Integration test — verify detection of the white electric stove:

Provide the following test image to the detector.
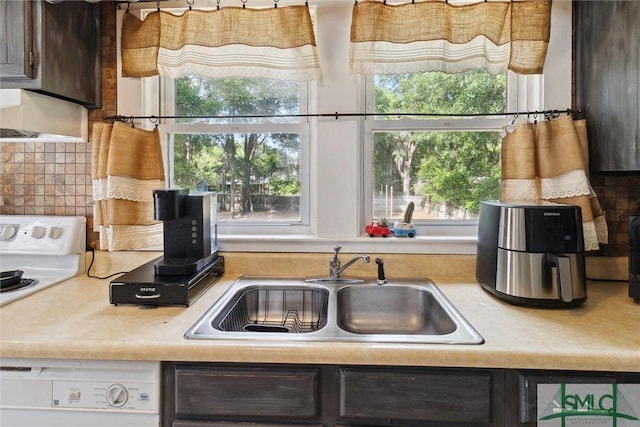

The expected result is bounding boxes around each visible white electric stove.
[0,215,86,307]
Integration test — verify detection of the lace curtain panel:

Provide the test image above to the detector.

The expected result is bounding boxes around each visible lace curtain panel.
[500,116,608,251]
[349,0,552,75]
[121,6,320,81]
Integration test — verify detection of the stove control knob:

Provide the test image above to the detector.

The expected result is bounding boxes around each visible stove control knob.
[31,226,47,239]
[106,383,129,408]
[1,225,17,240]
[48,226,63,240]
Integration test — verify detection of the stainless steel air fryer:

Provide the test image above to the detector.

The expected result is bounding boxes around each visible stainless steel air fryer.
[476,201,587,307]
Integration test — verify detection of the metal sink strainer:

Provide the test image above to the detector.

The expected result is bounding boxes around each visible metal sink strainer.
[216,287,329,333]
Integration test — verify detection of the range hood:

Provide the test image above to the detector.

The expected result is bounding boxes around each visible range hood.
[0,90,88,143]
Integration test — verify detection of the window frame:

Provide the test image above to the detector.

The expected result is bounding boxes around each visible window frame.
[158,78,314,236]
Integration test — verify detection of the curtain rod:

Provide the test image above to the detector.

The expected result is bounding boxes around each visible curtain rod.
[112,0,301,9]
[104,109,581,124]
[111,0,524,9]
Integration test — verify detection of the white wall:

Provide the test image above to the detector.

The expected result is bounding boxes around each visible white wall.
[315,3,362,238]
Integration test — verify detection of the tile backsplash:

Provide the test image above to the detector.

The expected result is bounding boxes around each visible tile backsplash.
[591,174,640,256]
[1,2,639,256]
[0,141,92,217]
[0,142,98,247]
[0,141,98,248]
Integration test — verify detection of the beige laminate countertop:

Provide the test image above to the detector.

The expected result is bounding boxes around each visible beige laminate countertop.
[1,251,638,372]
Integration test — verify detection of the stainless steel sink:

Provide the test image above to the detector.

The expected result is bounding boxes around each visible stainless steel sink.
[185,277,484,344]
[336,285,457,335]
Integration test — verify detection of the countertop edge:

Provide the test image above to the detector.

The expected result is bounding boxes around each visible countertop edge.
[2,340,639,373]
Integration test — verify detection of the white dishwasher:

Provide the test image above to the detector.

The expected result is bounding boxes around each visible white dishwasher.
[0,358,160,427]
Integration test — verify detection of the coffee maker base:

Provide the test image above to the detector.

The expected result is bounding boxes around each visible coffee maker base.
[109,255,224,306]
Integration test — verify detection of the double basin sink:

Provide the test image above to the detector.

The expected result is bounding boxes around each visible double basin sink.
[186,276,484,344]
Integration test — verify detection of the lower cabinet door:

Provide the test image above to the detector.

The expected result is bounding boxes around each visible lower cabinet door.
[339,367,497,425]
[164,363,507,426]
[174,366,320,419]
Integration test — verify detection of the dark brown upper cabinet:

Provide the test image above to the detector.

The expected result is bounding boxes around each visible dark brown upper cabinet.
[575,1,640,173]
[0,0,101,109]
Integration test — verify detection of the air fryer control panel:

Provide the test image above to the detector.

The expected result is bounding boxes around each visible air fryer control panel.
[498,204,584,253]
[524,207,583,253]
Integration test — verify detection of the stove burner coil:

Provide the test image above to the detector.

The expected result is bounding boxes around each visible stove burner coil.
[0,270,37,292]
[0,278,37,292]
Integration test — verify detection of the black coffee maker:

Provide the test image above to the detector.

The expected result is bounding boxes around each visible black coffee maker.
[153,189,218,276]
[110,189,224,306]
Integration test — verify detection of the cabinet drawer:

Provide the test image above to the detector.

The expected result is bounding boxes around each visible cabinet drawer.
[175,366,319,419]
[340,368,493,423]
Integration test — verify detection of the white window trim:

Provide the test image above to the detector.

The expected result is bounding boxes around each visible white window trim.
[116,0,572,254]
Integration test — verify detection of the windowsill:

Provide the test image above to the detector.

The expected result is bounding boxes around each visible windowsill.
[217,234,477,254]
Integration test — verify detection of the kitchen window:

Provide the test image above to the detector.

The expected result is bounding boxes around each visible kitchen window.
[117,0,571,253]
[363,69,512,237]
[159,75,312,236]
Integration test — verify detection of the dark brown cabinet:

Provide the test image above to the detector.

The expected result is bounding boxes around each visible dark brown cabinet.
[339,368,498,425]
[174,366,320,420]
[0,0,32,81]
[163,363,640,427]
[163,363,505,427]
[575,1,640,172]
[0,0,101,108]
[164,363,326,426]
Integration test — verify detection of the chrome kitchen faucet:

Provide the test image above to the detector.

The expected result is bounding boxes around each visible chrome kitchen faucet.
[328,246,370,281]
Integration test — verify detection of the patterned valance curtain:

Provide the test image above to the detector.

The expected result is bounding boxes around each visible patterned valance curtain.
[349,0,552,75]
[122,5,320,81]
